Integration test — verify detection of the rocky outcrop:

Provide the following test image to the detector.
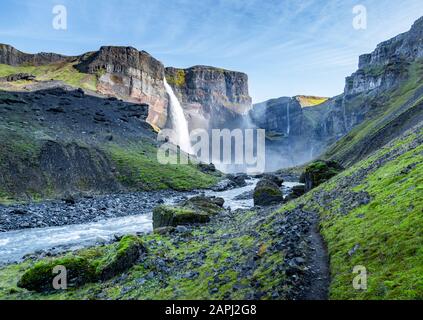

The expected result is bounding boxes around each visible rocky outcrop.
[0,43,71,66]
[76,46,168,128]
[250,17,423,169]
[153,196,224,229]
[0,73,36,82]
[165,66,252,131]
[299,160,343,191]
[345,17,423,96]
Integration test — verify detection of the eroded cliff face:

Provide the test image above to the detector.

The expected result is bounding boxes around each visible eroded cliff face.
[249,16,423,169]
[0,44,253,132]
[165,66,252,131]
[75,46,169,129]
[0,44,72,66]
[345,17,423,96]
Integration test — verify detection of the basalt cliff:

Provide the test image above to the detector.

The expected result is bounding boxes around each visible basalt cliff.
[0,44,252,132]
[249,16,423,169]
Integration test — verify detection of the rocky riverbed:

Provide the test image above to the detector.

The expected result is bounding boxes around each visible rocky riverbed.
[0,190,191,232]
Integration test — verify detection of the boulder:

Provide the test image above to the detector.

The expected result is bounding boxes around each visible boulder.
[97,235,145,280]
[227,174,248,187]
[17,235,144,292]
[182,196,225,214]
[198,163,216,174]
[153,205,210,229]
[285,185,306,201]
[152,196,224,229]
[299,160,343,191]
[211,179,236,192]
[253,178,284,206]
[262,174,284,187]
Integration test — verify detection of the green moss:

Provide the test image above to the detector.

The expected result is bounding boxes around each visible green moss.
[0,62,97,91]
[106,142,219,191]
[17,256,97,292]
[15,236,143,293]
[166,69,186,87]
[306,128,423,300]
[153,205,210,229]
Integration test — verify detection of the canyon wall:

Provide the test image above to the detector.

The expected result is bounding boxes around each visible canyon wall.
[249,16,423,169]
[165,66,252,131]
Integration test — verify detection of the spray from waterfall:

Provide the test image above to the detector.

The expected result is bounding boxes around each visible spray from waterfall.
[286,103,291,136]
[163,78,193,154]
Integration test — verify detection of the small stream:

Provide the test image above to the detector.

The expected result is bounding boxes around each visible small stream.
[0,179,300,264]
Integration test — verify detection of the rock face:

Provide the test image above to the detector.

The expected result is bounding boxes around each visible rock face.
[0,44,252,133]
[0,43,71,66]
[76,46,168,128]
[249,16,423,169]
[346,16,423,96]
[165,66,252,131]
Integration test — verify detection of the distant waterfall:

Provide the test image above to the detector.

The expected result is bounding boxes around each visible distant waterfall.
[163,78,193,154]
[286,103,291,136]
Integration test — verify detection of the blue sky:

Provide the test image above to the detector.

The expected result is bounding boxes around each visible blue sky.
[0,0,422,102]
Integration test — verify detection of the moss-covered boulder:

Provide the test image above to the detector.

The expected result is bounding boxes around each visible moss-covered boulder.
[153,205,211,229]
[96,235,145,281]
[182,196,225,215]
[299,160,343,191]
[17,256,97,292]
[253,179,284,206]
[17,235,144,292]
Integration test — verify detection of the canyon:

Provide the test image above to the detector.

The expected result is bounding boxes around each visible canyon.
[0,16,421,301]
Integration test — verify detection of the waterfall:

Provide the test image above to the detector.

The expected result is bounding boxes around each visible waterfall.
[163,78,193,154]
[286,103,291,136]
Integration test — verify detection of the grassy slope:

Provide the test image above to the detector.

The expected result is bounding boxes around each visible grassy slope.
[324,60,423,165]
[0,62,97,91]
[305,125,423,299]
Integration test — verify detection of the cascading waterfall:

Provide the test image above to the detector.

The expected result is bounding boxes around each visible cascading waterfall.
[163,78,193,154]
[286,102,291,136]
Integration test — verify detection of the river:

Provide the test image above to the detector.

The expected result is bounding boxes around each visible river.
[0,179,300,264]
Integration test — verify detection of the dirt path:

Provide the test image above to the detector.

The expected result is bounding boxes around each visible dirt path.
[302,212,330,300]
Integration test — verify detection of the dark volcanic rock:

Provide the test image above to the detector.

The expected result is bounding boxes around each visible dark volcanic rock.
[0,73,36,82]
[253,178,284,206]
[153,196,224,229]
[300,160,343,191]
[0,43,72,66]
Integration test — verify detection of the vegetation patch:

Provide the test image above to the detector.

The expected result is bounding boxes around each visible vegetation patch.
[304,127,423,299]
[0,62,97,91]
[106,142,220,191]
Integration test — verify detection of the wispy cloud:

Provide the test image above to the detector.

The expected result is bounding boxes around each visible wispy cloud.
[0,0,422,102]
